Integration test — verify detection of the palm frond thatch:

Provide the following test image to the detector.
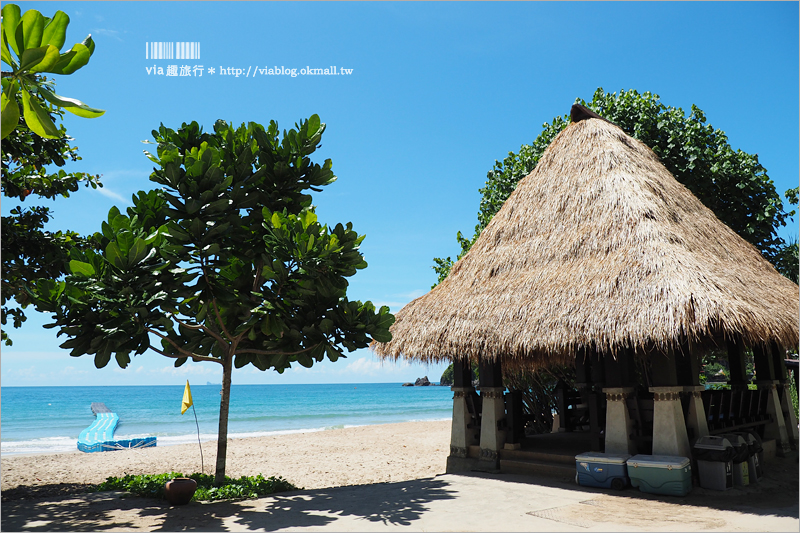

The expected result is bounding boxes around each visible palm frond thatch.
[375,118,799,370]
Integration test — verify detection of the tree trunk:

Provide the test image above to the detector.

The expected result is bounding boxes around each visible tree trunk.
[215,351,233,485]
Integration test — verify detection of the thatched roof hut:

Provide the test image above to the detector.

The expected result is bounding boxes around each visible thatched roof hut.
[375,115,799,371]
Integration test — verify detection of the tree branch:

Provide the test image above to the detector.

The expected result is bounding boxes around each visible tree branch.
[145,327,223,365]
[199,256,233,341]
[235,343,320,357]
[169,312,227,346]
[149,345,223,366]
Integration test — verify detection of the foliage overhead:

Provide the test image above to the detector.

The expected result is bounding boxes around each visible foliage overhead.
[1,3,104,140]
[32,116,394,483]
[433,88,797,285]
[1,92,102,345]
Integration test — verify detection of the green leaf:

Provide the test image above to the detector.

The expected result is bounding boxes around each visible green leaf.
[69,259,95,277]
[299,209,317,230]
[81,34,95,56]
[370,329,392,343]
[0,88,20,140]
[318,318,334,334]
[297,353,313,368]
[117,232,135,257]
[127,238,148,265]
[39,87,104,117]
[41,10,69,50]
[51,42,90,75]
[1,4,22,56]
[20,88,60,138]
[18,44,47,70]
[94,351,111,368]
[1,24,16,66]
[307,114,321,137]
[20,9,45,50]
[105,241,126,269]
[115,352,131,368]
[24,44,60,72]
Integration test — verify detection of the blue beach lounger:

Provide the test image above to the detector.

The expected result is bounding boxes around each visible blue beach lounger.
[77,403,156,453]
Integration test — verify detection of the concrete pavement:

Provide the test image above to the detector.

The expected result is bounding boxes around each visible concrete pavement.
[2,457,798,532]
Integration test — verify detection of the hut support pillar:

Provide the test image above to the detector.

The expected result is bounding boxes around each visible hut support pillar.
[683,386,709,444]
[650,387,692,458]
[446,361,479,473]
[772,344,798,448]
[756,380,792,456]
[650,348,692,458]
[476,359,505,472]
[676,342,708,444]
[755,344,794,454]
[602,387,637,454]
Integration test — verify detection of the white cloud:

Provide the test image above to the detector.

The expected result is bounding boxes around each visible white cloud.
[92,28,123,41]
[399,289,427,300]
[374,289,428,312]
[96,186,129,204]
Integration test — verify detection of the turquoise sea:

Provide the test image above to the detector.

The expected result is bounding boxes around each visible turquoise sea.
[0,383,452,456]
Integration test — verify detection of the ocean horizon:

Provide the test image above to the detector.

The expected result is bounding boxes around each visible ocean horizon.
[1,383,453,457]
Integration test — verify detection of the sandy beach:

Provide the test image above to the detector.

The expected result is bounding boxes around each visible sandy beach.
[2,420,799,531]
[1,420,452,493]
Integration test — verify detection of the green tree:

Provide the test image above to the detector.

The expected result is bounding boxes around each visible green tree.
[434,88,795,285]
[775,187,799,283]
[1,92,102,345]
[32,117,394,484]
[1,4,104,140]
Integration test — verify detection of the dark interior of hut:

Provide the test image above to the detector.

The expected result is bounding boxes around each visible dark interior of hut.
[452,339,798,465]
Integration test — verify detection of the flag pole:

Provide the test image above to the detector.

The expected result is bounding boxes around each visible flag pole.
[191,403,204,475]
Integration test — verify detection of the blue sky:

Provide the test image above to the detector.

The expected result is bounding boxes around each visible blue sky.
[3,2,798,387]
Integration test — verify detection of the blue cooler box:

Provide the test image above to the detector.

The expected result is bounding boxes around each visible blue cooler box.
[627,454,692,497]
[575,452,631,490]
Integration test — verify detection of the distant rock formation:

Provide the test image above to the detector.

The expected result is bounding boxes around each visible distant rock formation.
[402,376,433,386]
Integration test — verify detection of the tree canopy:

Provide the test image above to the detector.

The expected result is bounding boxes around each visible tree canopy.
[32,117,394,483]
[433,88,797,285]
[1,92,103,345]
[1,4,104,139]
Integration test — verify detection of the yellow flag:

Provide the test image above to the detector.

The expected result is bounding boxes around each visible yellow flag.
[181,380,193,414]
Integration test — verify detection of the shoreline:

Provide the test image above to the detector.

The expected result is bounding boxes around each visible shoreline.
[1,420,452,492]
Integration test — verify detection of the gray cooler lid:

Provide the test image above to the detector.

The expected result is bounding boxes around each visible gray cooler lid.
[627,454,691,469]
[575,451,631,464]
[693,436,733,451]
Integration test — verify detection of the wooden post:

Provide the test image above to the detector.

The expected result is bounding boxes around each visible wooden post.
[726,337,749,390]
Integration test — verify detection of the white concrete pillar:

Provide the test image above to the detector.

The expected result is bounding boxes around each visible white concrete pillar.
[650,386,691,458]
[449,387,478,459]
[478,387,506,468]
[683,385,709,445]
[757,380,792,455]
[602,387,637,454]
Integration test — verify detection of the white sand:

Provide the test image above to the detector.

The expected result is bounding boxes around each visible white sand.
[1,420,451,491]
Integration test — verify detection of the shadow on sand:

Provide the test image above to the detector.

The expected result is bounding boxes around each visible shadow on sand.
[2,477,457,532]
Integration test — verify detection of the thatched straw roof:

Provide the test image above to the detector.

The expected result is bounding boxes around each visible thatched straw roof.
[375,116,799,370]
